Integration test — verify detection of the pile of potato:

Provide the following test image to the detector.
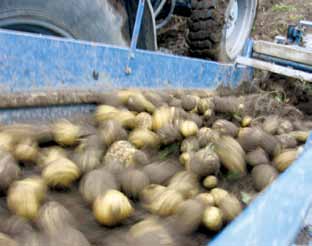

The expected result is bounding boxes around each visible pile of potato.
[0,89,310,245]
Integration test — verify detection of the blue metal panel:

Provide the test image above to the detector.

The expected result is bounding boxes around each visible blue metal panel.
[210,133,312,246]
[0,29,252,93]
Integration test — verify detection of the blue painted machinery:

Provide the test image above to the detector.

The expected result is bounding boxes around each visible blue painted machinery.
[0,0,311,245]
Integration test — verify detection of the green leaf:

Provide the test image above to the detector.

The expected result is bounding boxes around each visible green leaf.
[241,192,252,205]
[158,143,180,160]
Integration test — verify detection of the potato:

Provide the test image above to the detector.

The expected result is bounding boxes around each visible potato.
[180,137,200,153]
[195,193,215,207]
[14,138,39,163]
[157,124,182,145]
[251,164,278,191]
[179,120,199,138]
[129,129,160,149]
[104,141,137,168]
[202,206,223,231]
[168,171,199,199]
[48,227,90,246]
[134,112,153,130]
[93,190,134,226]
[277,134,298,149]
[203,176,218,189]
[0,149,20,191]
[181,95,199,111]
[246,148,269,167]
[277,120,293,134]
[212,119,239,137]
[99,120,127,146]
[127,93,156,113]
[273,149,298,172]
[120,169,150,199]
[218,193,242,222]
[0,232,18,246]
[263,115,280,134]
[52,119,81,146]
[79,169,119,204]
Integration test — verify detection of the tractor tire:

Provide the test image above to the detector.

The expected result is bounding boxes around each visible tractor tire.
[0,0,157,50]
[187,0,257,62]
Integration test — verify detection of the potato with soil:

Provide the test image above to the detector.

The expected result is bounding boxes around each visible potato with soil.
[48,227,90,246]
[252,164,278,191]
[214,136,246,175]
[263,115,280,134]
[72,135,104,173]
[277,120,293,134]
[173,199,204,234]
[157,123,182,144]
[14,138,39,163]
[120,169,150,199]
[202,206,223,231]
[7,176,47,219]
[277,134,298,149]
[99,119,127,146]
[79,168,119,204]
[129,129,160,149]
[104,140,137,168]
[130,218,176,246]
[203,176,218,189]
[52,119,82,146]
[0,149,20,191]
[273,149,298,172]
[134,112,153,130]
[188,146,220,177]
[212,119,239,137]
[197,127,218,148]
[42,154,80,188]
[196,193,215,207]
[36,201,77,234]
[93,189,134,226]
[246,148,269,167]
[179,120,199,138]
[213,96,243,114]
[127,93,156,113]
[180,136,200,153]
[143,188,184,217]
[140,184,167,205]
[181,95,199,111]
[143,160,181,185]
[197,97,214,115]
[217,193,242,222]
[168,171,200,199]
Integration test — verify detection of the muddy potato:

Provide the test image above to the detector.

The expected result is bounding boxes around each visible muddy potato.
[72,135,103,173]
[79,168,118,204]
[241,116,252,127]
[100,119,127,146]
[127,93,156,113]
[273,149,298,172]
[181,95,199,111]
[290,131,310,142]
[214,136,246,175]
[0,149,20,191]
[188,146,220,177]
[134,112,153,130]
[246,148,269,167]
[7,177,47,219]
[157,123,182,144]
[238,127,263,152]
[93,189,134,226]
[0,216,33,236]
[203,176,218,189]
[277,120,293,135]
[120,169,150,199]
[210,188,229,205]
[130,218,176,246]
[140,184,167,205]
[180,136,200,153]
[263,115,280,134]
[251,164,278,191]
[168,171,200,199]
[277,134,298,149]
[48,227,90,246]
[17,231,44,246]
[36,201,76,234]
[169,98,182,107]
[259,131,282,157]
[104,140,137,168]
[202,206,223,231]
[152,107,175,131]
[197,98,214,115]
[197,127,218,148]
[179,120,198,138]
[52,119,81,146]
[144,188,184,217]
[187,113,203,128]
[129,129,160,149]
[14,138,39,163]
[195,193,215,207]
[42,156,80,188]
[143,160,181,185]
[213,96,242,114]
[0,232,18,246]
[218,193,242,222]
[212,119,239,137]
[0,132,15,152]
[173,199,204,234]
[144,91,167,107]
[132,150,150,166]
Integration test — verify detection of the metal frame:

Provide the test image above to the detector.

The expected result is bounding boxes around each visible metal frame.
[0,1,310,245]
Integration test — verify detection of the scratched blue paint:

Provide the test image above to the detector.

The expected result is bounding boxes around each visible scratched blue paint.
[210,132,312,246]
